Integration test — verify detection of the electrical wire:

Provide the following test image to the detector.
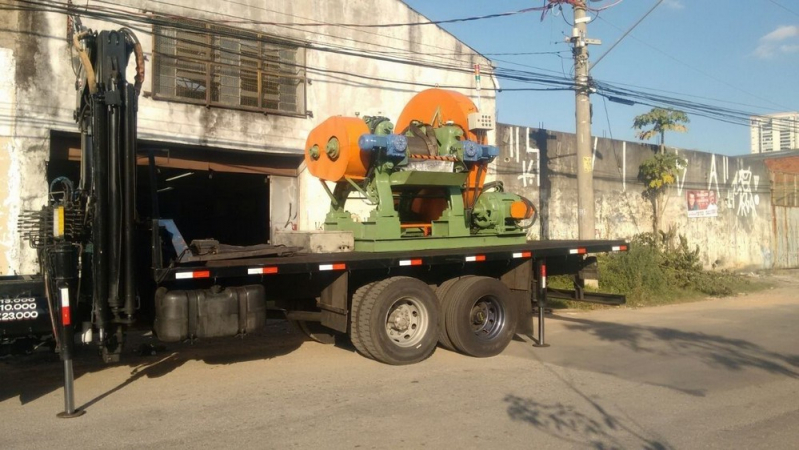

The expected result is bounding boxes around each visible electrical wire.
[594,14,792,111]
[766,0,799,17]
[4,0,793,131]
[590,0,663,70]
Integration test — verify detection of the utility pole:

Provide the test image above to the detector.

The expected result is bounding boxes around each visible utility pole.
[571,3,598,240]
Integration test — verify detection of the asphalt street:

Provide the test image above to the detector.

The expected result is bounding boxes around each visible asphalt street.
[1,273,797,449]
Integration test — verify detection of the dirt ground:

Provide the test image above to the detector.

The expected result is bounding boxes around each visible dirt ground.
[1,271,797,449]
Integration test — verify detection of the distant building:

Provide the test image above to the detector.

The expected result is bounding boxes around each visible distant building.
[750,112,799,154]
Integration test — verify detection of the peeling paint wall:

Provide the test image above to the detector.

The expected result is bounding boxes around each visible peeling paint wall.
[496,125,786,271]
[0,1,497,274]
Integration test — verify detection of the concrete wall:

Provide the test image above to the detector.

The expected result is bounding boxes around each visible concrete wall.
[0,0,496,275]
[495,125,785,270]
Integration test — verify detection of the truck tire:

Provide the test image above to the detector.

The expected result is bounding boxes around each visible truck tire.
[444,277,517,358]
[356,277,439,365]
[435,276,474,351]
[350,281,379,359]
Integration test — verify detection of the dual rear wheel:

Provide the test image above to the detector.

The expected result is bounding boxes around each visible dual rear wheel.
[438,276,518,358]
[349,276,518,365]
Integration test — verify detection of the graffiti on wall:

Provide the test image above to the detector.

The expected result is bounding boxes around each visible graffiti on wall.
[505,127,540,188]
[675,150,688,196]
[730,167,760,217]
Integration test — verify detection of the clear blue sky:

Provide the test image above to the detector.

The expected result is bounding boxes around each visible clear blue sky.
[402,0,799,156]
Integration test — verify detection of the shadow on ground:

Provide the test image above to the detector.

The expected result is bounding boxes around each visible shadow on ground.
[554,315,799,378]
[0,320,317,408]
[505,394,671,450]
[506,347,674,450]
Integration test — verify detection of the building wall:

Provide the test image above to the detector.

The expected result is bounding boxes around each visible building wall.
[495,125,786,270]
[750,112,799,154]
[0,1,496,275]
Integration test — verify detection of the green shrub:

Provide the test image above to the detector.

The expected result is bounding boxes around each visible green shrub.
[594,230,756,307]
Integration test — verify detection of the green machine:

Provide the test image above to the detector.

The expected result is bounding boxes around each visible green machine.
[304,89,536,252]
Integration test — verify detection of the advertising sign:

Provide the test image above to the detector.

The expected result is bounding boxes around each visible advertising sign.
[686,190,718,218]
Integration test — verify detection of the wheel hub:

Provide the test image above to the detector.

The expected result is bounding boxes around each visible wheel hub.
[384,298,428,348]
[470,297,502,338]
[389,308,411,332]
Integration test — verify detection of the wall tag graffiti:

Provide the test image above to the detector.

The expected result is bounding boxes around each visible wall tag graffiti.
[731,167,760,217]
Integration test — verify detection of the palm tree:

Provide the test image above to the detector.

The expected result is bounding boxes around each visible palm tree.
[633,108,689,153]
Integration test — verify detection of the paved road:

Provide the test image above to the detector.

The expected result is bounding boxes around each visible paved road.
[2,274,798,450]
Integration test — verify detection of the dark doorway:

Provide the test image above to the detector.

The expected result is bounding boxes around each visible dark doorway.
[146,167,269,246]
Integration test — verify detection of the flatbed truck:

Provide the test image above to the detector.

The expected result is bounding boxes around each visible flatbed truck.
[0,21,627,418]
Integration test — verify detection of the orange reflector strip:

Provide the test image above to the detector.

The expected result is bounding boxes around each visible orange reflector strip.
[248,267,279,275]
[569,248,587,255]
[512,251,532,258]
[60,287,71,326]
[319,263,346,271]
[175,270,210,279]
[612,245,628,252]
[541,264,547,288]
[465,255,486,262]
[399,259,423,266]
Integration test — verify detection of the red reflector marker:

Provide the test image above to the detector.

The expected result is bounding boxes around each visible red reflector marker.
[175,270,210,280]
[248,267,279,275]
[60,287,71,326]
[319,263,346,271]
[569,248,587,255]
[399,259,423,266]
[465,255,486,262]
[541,264,547,289]
[512,251,532,259]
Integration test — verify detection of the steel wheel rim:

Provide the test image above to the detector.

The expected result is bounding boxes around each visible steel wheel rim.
[470,295,505,340]
[384,296,429,348]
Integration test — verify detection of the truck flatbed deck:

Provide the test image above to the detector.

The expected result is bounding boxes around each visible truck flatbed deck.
[161,239,629,280]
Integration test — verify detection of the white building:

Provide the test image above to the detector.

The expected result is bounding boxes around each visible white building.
[750,112,799,154]
[0,0,497,275]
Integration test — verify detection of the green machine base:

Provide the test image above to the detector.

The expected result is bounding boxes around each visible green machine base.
[352,234,528,252]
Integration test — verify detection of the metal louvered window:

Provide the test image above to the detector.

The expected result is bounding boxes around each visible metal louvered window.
[153,22,306,116]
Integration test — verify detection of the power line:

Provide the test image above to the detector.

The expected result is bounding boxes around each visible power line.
[595,14,793,111]
[4,0,793,131]
[10,0,587,93]
[766,0,799,17]
[590,0,663,70]
[139,0,495,76]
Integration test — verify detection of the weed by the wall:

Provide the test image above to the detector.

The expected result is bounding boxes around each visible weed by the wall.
[549,230,763,309]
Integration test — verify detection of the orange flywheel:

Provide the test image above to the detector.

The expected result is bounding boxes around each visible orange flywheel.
[304,116,370,182]
[395,88,484,143]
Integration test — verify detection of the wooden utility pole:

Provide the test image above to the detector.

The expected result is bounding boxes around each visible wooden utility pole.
[571,4,597,239]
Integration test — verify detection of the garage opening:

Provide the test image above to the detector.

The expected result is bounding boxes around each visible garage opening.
[150,167,269,246]
[48,131,302,247]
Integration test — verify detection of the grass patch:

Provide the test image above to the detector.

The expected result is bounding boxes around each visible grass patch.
[547,230,773,310]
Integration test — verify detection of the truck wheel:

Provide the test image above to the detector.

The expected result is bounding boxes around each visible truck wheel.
[435,276,474,351]
[357,277,439,365]
[444,277,517,358]
[350,281,379,359]
[290,320,337,345]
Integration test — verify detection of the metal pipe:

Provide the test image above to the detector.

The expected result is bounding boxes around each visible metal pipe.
[79,130,92,193]
[107,84,121,316]
[91,95,109,335]
[147,151,163,271]
[54,245,85,418]
[122,84,137,319]
[533,259,550,348]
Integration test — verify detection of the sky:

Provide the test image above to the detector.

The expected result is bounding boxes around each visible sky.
[401,0,799,156]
